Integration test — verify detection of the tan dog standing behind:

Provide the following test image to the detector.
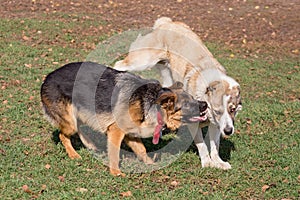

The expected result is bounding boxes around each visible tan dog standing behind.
[115,17,242,170]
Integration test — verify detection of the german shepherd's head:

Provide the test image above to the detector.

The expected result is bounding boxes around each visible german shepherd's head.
[157,82,208,131]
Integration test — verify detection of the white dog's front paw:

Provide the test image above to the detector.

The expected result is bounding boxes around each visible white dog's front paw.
[201,157,213,168]
[211,160,232,170]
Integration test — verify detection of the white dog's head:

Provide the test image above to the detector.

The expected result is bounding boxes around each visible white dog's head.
[205,80,242,137]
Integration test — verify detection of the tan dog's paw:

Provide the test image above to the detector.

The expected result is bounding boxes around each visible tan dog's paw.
[110,169,126,177]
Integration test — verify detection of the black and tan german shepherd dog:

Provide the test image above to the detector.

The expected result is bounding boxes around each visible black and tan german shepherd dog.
[41,62,208,176]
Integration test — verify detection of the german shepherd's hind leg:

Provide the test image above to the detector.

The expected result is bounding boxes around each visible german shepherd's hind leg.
[107,123,126,177]
[124,136,154,165]
[58,104,81,159]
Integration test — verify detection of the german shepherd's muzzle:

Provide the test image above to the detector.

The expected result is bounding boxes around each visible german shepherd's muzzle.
[41,62,207,176]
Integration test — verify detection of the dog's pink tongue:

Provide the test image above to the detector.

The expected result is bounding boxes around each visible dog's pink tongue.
[152,125,161,145]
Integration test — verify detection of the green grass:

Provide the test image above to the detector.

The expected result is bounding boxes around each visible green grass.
[1,14,299,199]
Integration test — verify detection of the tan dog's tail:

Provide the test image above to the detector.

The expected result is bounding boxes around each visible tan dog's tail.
[153,17,172,29]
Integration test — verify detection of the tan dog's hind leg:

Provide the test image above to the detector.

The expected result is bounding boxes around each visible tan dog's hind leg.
[124,136,154,164]
[107,123,126,177]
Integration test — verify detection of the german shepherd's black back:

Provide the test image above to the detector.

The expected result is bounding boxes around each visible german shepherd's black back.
[41,62,162,129]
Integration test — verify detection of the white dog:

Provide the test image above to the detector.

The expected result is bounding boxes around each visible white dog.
[114,17,242,169]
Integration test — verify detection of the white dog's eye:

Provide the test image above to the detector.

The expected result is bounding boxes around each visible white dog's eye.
[229,108,235,113]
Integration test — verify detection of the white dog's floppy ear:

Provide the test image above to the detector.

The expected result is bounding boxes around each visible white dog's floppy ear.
[205,81,220,96]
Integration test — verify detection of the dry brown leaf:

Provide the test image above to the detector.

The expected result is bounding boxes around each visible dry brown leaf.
[58,175,65,182]
[282,179,289,183]
[39,184,47,194]
[120,191,132,197]
[22,35,30,41]
[45,164,51,169]
[262,184,269,192]
[25,64,32,68]
[22,185,33,194]
[0,148,6,155]
[246,118,252,125]
[170,180,179,187]
[76,188,88,192]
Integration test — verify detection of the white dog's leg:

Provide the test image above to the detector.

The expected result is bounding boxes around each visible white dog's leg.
[157,62,173,87]
[209,124,231,170]
[188,123,212,168]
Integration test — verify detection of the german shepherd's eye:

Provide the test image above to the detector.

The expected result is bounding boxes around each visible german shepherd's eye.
[182,101,190,108]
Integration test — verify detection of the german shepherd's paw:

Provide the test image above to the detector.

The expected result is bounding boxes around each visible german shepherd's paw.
[142,155,154,165]
[66,151,82,159]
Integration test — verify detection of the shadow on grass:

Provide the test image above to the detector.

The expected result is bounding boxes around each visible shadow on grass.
[187,127,236,162]
[187,137,235,162]
[51,125,235,163]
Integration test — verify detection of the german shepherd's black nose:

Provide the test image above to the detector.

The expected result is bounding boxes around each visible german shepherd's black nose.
[198,101,208,113]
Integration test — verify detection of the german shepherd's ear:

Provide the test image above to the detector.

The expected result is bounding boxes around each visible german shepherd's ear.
[169,81,184,90]
[156,89,177,111]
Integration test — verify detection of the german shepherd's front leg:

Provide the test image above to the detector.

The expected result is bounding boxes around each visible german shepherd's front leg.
[124,136,154,164]
[107,123,126,177]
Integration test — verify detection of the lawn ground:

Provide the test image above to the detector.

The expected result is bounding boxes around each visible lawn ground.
[0,1,299,199]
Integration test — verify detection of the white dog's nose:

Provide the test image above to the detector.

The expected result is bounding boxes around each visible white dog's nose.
[224,126,233,135]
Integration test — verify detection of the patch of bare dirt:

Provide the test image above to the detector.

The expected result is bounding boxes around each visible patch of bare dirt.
[1,0,299,59]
